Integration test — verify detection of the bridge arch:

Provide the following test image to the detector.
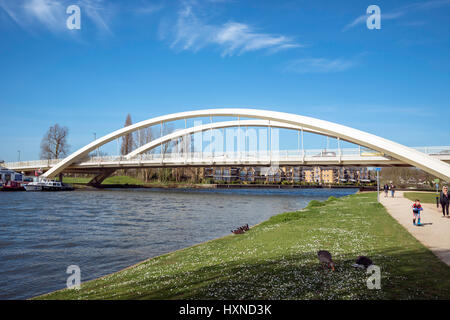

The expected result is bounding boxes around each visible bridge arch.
[126,119,331,159]
[43,108,450,180]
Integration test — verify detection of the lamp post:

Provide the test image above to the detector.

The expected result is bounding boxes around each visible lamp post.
[17,150,21,162]
[375,167,381,202]
[93,133,99,158]
[435,179,440,208]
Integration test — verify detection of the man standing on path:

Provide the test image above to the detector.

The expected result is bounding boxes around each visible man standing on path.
[440,186,449,217]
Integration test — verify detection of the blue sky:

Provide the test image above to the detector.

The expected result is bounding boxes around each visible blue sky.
[0,0,449,161]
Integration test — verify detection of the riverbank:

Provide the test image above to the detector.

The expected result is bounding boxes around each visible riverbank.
[36,192,450,300]
[65,175,373,190]
[62,175,438,192]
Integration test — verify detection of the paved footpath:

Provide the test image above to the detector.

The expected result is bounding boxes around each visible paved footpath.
[379,191,450,266]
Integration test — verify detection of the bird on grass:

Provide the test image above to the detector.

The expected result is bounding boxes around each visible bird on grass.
[317,250,335,271]
[352,256,373,269]
[231,228,245,234]
[231,224,250,234]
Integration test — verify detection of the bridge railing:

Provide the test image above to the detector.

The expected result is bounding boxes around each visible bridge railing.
[412,146,450,155]
[3,159,61,169]
[4,146,449,169]
[84,148,383,163]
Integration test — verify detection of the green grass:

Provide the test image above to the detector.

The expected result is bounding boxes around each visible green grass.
[101,176,145,185]
[35,192,450,300]
[404,192,439,204]
[62,177,92,184]
[63,175,145,185]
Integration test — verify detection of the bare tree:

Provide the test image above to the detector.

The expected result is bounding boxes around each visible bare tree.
[135,127,154,150]
[40,124,69,159]
[120,114,134,155]
[157,123,176,182]
[135,127,155,182]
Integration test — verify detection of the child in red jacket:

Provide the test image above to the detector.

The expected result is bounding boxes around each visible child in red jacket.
[412,199,423,225]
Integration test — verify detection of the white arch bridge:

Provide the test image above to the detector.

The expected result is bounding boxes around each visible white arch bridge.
[5,109,450,183]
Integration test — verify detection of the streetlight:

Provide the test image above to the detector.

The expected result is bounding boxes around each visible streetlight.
[93,133,99,158]
[375,167,381,202]
[17,150,21,162]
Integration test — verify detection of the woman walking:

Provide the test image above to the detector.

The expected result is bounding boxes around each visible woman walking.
[440,186,449,217]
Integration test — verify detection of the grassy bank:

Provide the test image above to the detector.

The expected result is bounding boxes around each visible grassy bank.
[36,192,450,300]
[62,176,145,185]
[404,192,439,204]
[63,176,204,188]
[61,176,373,189]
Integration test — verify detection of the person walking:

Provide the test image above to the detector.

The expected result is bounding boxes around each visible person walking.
[390,183,396,198]
[440,186,449,217]
[383,184,389,197]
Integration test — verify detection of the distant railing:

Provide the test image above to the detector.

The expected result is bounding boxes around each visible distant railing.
[4,146,450,169]
[412,146,450,155]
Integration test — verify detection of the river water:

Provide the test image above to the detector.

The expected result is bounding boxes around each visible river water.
[0,187,357,299]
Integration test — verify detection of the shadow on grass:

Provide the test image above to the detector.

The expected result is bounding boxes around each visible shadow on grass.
[122,248,450,300]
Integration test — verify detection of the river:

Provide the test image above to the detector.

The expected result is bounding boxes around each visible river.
[0,187,357,299]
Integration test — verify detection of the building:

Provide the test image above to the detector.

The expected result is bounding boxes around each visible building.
[302,167,339,184]
[338,167,370,183]
[204,166,373,184]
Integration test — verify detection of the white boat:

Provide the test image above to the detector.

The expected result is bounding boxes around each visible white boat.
[24,179,74,192]
[0,167,24,190]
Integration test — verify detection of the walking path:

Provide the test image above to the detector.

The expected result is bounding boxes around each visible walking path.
[380,191,450,266]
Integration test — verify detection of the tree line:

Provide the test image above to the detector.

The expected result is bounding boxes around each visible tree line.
[39,114,202,183]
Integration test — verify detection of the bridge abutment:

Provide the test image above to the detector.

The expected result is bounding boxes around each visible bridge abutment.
[88,169,116,187]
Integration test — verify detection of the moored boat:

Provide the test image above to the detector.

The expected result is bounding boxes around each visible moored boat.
[0,167,25,191]
[24,179,74,191]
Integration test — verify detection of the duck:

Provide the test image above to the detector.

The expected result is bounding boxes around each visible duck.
[231,228,245,234]
[231,224,250,234]
[353,256,373,269]
[317,250,335,271]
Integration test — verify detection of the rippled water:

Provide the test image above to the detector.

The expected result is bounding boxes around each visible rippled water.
[0,187,357,299]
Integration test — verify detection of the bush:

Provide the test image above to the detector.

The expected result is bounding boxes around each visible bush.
[307,200,325,208]
[325,196,338,203]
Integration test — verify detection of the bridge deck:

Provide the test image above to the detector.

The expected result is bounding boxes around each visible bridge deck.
[5,149,450,172]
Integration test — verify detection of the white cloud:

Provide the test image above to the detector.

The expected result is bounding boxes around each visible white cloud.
[343,11,404,31]
[167,2,301,56]
[79,0,113,34]
[0,0,112,34]
[132,1,164,15]
[343,0,450,31]
[24,0,64,29]
[284,58,356,74]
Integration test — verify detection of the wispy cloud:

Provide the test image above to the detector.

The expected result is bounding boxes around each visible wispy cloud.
[284,58,356,74]
[131,1,164,15]
[0,0,113,34]
[343,0,450,31]
[343,11,403,31]
[0,0,65,31]
[164,2,301,56]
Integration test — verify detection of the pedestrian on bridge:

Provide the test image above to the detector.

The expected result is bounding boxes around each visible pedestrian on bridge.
[440,186,449,217]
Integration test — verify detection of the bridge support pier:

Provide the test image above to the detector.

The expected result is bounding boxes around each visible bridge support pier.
[88,169,116,187]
